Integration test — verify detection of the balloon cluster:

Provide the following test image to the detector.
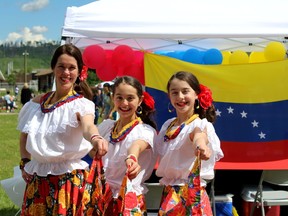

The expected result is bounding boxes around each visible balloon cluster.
[222,41,287,65]
[82,42,287,82]
[155,48,223,65]
[82,45,144,84]
[155,41,287,65]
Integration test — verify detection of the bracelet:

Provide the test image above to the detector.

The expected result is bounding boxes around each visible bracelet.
[19,158,31,170]
[125,154,138,163]
[90,134,102,142]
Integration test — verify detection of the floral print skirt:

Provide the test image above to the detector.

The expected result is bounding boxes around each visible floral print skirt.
[20,169,88,216]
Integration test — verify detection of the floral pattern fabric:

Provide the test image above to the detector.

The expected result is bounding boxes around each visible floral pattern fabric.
[158,153,213,216]
[81,158,113,216]
[20,170,87,216]
[105,174,147,216]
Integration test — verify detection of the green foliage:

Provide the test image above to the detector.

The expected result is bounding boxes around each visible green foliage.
[0,114,21,215]
[0,43,59,76]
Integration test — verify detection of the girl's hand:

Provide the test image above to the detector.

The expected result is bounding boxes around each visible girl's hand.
[195,144,211,160]
[125,155,141,179]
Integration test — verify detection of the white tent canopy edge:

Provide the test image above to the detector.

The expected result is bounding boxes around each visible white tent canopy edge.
[61,0,288,52]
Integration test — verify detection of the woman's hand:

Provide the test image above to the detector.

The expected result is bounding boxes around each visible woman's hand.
[91,136,108,158]
[21,170,33,183]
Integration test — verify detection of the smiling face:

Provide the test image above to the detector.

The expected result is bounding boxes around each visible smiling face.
[113,83,143,122]
[54,54,78,93]
[168,78,197,118]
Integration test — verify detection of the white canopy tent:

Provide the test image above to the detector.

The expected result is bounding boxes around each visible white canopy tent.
[61,0,288,52]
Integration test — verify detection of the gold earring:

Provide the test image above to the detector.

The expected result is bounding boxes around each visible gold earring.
[195,99,200,109]
[136,106,142,115]
[168,102,174,113]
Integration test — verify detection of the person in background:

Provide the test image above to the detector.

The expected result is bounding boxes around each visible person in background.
[17,44,108,215]
[100,82,113,119]
[95,76,158,215]
[92,86,103,125]
[20,83,32,106]
[4,90,14,112]
[15,85,19,100]
[156,71,224,215]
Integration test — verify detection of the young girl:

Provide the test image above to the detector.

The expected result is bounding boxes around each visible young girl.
[156,71,224,215]
[97,75,158,215]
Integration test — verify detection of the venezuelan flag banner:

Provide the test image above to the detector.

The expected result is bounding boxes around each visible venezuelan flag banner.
[144,52,288,170]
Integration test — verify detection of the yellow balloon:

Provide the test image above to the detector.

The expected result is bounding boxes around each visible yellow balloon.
[221,51,231,65]
[249,51,267,63]
[264,41,287,61]
[229,50,249,64]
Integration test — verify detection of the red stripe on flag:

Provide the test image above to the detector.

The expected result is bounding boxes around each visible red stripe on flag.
[215,140,288,170]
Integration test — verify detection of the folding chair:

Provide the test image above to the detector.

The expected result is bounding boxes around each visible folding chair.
[250,170,288,216]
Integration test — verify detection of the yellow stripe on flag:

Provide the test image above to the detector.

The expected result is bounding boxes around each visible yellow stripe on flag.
[144,53,288,103]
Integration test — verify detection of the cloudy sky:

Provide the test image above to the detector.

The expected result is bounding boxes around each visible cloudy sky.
[0,0,94,45]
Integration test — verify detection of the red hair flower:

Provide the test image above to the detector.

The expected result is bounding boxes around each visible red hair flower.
[79,65,88,81]
[143,92,155,110]
[198,84,213,110]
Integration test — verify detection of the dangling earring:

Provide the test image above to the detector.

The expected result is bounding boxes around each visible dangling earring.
[167,102,174,113]
[136,106,143,115]
[195,99,200,109]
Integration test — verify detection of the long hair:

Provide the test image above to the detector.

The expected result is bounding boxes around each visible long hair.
[167,71,216,123]
[51,44,93,100]
[112,76,157,130]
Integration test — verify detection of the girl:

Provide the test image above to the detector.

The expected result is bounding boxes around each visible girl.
[97,76,158,215]
[156,71,224,215]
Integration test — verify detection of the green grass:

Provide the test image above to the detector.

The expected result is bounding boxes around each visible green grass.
[0,113,21,216]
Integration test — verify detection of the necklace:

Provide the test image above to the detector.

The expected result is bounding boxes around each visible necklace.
[110,117,141,144]
[40,90,82,113]
[164,114,199,142]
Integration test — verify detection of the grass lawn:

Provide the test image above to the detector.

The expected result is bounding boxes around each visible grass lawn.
[0,113,21,216]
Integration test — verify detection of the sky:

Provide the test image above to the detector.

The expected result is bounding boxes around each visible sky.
[0,0,94,45]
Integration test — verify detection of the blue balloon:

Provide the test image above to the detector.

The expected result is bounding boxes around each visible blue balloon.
[165,51,185,60]
[203,48,223,65]
[182,49,204,64]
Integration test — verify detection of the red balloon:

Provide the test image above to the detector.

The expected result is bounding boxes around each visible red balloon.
[125,62,144,85]
[82,45,106,70]
[112,45,135,75]
[96,50,117,81]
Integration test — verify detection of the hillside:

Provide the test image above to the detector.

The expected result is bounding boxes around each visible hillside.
[0,43,60,76]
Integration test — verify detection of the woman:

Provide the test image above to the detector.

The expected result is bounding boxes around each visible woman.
[17,44,108,215]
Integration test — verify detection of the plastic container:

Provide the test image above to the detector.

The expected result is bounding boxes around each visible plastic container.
[241,185,280,216]
[215,194,233,216]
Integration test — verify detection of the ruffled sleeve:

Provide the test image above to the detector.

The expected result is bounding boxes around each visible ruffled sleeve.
[190,118,224,179]
[17,101,40,133]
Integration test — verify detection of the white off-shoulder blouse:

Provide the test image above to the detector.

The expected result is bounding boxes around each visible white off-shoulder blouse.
[98,119,157,197]
[156,117,224,187]
[17,97,95,176]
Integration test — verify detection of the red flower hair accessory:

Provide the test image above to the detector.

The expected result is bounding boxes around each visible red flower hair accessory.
[198,84,213,110]
[143,92,155,110]
[79,65,88,81]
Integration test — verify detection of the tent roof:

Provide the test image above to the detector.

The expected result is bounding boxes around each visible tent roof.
[61,0,288,51]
